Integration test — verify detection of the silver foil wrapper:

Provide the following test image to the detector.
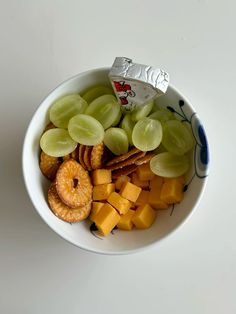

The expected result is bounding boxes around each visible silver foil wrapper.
[109,57,169,111]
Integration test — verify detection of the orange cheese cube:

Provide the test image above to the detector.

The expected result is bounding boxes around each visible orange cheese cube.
[94,203,120,236]
[137,163,155,181]
[89,202,104,221]
[117,209,135,230]
[107,192,131,215]
[92,169,112,185]
[150,176,164,190]
[148,188,168,209]
[93,183,115,201]
[164,175,185,185]
[135,190,149,207]
[132,204,156,229]
[131,172,149,189]
[148,176,168,209]
[160,177,184,204]
[115,175,131,190]
[120,181,142,203]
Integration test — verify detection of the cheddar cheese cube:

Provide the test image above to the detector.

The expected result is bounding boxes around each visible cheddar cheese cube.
[117,209,135,230]
[132,204,156,229]
[92,169,112,185]
[94,203,120,236]
[92,183,115,201]
[107,192,131,215]
[165,175,185,185]
[137,163,155,181]
[149,176,164,191]
[160,177,184,204]
[148,176,168,209]
[135,190,149,207]
[131,172,149,189]
[148,188,168,209]
[120,181,142,203]
[89,202,104,222]
[115,175,131,190]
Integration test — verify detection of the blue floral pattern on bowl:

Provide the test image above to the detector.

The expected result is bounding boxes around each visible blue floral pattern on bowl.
[167,100,209,179]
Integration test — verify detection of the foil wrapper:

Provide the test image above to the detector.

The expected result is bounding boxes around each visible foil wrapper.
[109,57,169,111]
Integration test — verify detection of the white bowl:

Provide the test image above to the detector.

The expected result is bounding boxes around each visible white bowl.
[22,67,209,255]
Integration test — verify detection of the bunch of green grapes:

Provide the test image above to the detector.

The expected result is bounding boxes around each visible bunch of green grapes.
[40,84,194,177]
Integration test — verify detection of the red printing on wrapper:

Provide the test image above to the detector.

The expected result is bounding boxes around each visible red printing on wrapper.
[113,81,136,105]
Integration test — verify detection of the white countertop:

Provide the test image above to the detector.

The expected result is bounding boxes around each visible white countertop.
[1,1,235,313]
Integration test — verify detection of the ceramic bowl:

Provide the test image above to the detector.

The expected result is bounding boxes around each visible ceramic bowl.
[22,67,209,255]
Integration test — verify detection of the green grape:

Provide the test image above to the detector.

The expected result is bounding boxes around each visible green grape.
[49,94,88,129]
[121,114,135,145]
[149,108,175,124]
[150,102,161,113]
[104,128,129,155]
[162,120,194,155]
[153,143,167,154]
[112,110,122,126]
[85,95,121,129]
[131,100,154,122]
[81,85,114,104]
[132,117,162,151]
[40,128,77,157]
[150,152,190,177]
[68,114,104,146]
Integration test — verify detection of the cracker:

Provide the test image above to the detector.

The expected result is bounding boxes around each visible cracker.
[134,152,156,165]
[63,154,72,161]
[79,145,87,170]
[56,159,92,208]
[112,164,138,179]
[106,147,140,166]
[90,143,105,170]
[71,145,80,161]
[48,183,91,222]
[106,151,146,171]
[83,146,93,171]
[39,151,60,181]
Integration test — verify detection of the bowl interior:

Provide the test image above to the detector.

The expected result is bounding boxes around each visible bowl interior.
[23,68,209,254]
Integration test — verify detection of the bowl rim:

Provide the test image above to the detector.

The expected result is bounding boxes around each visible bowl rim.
[22,67,210,255]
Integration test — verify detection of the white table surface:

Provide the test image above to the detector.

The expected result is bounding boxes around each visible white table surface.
[1,1,235,313]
